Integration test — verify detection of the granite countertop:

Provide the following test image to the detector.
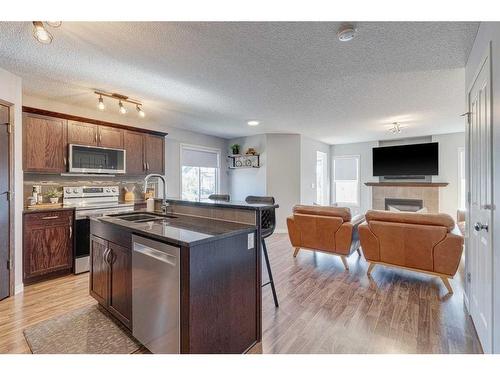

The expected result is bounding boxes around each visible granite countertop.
[165,197,279,211]
[93,212,257,247]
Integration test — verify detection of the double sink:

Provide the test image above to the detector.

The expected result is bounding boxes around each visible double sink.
[108,212,178,224]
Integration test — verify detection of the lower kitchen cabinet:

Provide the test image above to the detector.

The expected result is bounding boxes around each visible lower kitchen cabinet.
[23,209,74,284]
[90,234,132,328]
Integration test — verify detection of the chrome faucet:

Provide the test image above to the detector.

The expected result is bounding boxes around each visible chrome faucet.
[143,174,169,213]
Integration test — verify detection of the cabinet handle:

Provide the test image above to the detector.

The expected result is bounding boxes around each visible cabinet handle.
[99,133,102,143]
[95,133,98,143]
[42,216,59,220]
[143,162,146,171]
[69,226,72,238]
[106,249,114,265]
[146,162,150,170]
[63,157,67,166]
[103,248,110,265]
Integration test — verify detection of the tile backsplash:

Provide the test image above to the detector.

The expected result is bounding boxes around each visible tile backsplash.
[24,174,159,206]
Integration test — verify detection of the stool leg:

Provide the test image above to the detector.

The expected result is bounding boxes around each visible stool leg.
[262,238,279,307]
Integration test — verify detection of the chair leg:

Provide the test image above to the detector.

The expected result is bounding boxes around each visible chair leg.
[262,239,279,307]
[441,277,453,294]
[356,248,362,256]
[340,256,349,270]
[367,262,375,275]
[293,247,300,257]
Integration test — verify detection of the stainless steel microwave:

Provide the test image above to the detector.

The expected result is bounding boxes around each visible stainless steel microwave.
[69,144,126,174]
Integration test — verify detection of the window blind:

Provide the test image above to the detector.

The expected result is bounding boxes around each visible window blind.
[181,147,219,168]
[334,157,358,181]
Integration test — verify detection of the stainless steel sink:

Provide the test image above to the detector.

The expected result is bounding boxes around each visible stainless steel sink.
[109,212,178,222]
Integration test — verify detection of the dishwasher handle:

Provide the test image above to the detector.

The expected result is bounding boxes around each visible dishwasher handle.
[133,243,177,266]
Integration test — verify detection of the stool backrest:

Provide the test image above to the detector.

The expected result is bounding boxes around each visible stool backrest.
[245,196,276,238]
[208,194,230,202]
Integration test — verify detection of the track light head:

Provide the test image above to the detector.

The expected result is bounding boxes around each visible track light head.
[118,100,127,114]
[136,105,145,118]
[32,21,53,44]
[97,95,105,110]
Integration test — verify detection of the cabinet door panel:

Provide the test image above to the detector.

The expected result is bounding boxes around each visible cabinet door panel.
[145,135,164,174]
[67,121,98,146]
[124,131,145,175]
[108,242,132,327]
[90,235,109,306]
[23,114,67,173]
[99,126,124,148]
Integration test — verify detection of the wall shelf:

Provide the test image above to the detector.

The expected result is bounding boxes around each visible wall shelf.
[227,154,260,169]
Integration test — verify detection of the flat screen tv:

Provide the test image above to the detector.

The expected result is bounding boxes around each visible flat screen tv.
[372,142,439,177]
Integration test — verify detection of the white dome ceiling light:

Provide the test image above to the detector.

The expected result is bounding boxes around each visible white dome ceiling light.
[337,24,357,42]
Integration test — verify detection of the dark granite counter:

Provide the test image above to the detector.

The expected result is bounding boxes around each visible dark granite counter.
[93,212,256,247]
[23,206,75,214]
[165,197,279,211]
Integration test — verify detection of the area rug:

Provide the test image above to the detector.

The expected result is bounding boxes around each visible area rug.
[23,304,141,354]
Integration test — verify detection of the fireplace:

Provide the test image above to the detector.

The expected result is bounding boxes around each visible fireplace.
[385,198,423,212]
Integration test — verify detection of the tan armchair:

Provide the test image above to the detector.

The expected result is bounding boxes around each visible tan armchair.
[286,205,365,270]
[359,210,464,293]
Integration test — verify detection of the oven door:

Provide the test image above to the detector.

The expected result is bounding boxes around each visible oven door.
[69,144,126,174]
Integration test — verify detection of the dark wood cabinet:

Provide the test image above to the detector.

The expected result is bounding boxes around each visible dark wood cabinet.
[67,121,98,146]
[23,210,73,284]
[98,126,124,149]
[144,134,165,174]
[90,233,132,328]
[124,130,146,175]
[23,114,67,173]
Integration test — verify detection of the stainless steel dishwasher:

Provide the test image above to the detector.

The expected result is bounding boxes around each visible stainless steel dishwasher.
[132,235,180,354]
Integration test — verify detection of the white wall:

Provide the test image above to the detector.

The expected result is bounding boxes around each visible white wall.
[22,94,229,197]
[432,132,465,218]
[465,21,500,353]
[266,134,301,232]
[0,67,23,294]
[227,134,267,201]
[331,140,379,216]
[300,136,330,205]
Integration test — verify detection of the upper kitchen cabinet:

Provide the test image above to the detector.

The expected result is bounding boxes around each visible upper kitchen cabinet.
[67,121,123,149]
[144,134,165,174]
[98,125,124,149]
[124,130,146,175]
[23,113,67,173]
[67,121,98,146]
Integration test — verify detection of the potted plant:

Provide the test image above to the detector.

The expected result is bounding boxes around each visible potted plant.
[230,144,240,155]
[46,188,61,204]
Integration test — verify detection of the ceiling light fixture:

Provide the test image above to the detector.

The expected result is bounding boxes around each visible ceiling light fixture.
[32,21,53,44]
[136,105,146,118]
[247,120,260,126]
[95,91,145,118]
[389,122,402,134]
[118,101,127,114]
[97,95,105,110]
[337,24,357,42]
[45,21,62,28]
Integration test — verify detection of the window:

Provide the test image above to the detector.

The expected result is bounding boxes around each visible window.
[459,147,466,209]
[333,155,360,206]
[316,151,329,205]
[181,145,220,201]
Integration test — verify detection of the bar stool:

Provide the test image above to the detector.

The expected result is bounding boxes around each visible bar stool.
[245,195,279,307]
[208,194,230,201]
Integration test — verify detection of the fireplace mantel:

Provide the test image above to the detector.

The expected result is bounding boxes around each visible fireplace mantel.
[365,182,448,188]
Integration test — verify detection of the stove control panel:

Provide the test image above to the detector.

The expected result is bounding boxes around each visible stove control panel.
[63,186,119,198]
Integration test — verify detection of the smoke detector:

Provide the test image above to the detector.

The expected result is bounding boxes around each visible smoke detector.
[337,24,357,42]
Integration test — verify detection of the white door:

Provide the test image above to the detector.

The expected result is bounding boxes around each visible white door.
[468,50,493,353]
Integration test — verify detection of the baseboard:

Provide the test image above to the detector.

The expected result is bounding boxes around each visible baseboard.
[14,283,24,295]
[463,292,470,313]
[273,229,288,234]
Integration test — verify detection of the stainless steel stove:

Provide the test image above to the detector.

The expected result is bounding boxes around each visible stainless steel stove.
[63,186,134,274]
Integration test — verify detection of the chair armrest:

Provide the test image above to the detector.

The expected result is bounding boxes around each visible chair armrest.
[433,231,464,276]
[359,223,380,261]
[286,216,301,247]
[351,214,365,227]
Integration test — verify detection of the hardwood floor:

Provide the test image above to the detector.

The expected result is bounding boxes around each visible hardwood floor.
[0,234,482,354]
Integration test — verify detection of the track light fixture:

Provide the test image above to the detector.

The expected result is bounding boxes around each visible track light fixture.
[389,122,402,134]
[32,21,62,44]
[95,91,145,118]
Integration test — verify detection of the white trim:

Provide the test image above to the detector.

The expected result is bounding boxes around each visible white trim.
[14,283,23,295]
[179,143,221,200]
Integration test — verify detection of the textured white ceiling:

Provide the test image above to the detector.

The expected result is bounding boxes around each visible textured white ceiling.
[0,22,478,143]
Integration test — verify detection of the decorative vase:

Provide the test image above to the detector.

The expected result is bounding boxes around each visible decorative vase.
[49,197,58,204]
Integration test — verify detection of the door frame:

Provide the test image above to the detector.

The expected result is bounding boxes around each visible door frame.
[0,100,15,297]
[465,42,494,353]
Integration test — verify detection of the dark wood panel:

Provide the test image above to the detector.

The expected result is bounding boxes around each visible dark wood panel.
[67,121,98,146]
[23,113,67,173]
[23,106,168,137]
[187,232,257,353]
[108,241,132,328]
[98,126,124,148]
[23,210,73,284]
[144,134,164,174]
[89,235,109,306]
[365,182,449,187]
[0,106,10,300]
[124,131,145,175]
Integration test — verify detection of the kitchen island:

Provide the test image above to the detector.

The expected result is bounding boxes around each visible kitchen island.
[89,198,278,354]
